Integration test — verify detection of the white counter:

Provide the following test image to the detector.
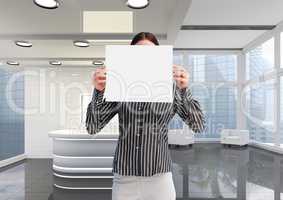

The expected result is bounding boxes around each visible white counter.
[48,129,118,174]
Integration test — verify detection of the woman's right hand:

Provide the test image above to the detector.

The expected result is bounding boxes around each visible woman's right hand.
[92,66,106,91]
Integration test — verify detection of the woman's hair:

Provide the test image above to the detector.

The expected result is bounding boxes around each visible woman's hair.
[130,32,159,45]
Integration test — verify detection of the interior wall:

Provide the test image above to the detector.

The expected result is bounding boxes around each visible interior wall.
[24,67,94,158]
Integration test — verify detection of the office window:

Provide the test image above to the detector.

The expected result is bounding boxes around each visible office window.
[0,68,25,161]
[173,52,184,66]
[246,80,275,144]
[171,52,237,138]
[189,55,237,138]
[189,55,237,82]
[191,84,237,138]
[246,38,274,80]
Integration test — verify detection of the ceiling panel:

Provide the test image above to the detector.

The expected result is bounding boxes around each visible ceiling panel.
[83,11,133,33]
[183,0,283,26]
[174,30,266,49]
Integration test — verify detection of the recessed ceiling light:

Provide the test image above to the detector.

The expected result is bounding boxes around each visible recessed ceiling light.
[49,60,62,66]
[71,73,80,77]
[93,60,104,66]
[7,61,20,66]
[34,0,59,9]
[15,40,32,48]
[126,0,149,9]
[73,40,90,48]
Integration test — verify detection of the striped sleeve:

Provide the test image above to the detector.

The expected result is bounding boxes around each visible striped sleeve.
[85,88,119,135]
[173,85,205,133]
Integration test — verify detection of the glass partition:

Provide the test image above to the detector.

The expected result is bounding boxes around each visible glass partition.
[0,68,25,161]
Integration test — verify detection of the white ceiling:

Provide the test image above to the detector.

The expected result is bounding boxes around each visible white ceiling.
[0,0,190,67]
[174,0,283,49]
[1,0,283,67]
[0,0,178,34]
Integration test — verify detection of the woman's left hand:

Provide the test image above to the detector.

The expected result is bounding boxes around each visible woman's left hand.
[173,65,189,90]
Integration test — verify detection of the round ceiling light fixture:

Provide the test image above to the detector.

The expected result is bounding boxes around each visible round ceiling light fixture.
[34,0,59,9]
[7,61,20,66]
[126,0,149,9]
[49,60,62,66]
[73,40,90,48]
[15,40,32,48]
[93,60,104,66]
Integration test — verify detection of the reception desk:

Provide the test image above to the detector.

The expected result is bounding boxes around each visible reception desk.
[48,129,118,189]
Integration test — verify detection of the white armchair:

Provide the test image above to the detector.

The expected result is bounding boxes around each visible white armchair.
[220,129,249,146]
[168,124,194,147]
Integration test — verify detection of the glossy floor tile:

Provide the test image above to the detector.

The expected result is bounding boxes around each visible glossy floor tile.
[0,144,283,200]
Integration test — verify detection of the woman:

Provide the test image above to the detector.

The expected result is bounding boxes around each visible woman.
[86,32,205,200]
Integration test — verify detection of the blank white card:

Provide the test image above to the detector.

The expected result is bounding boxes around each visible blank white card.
[104,45,173,102]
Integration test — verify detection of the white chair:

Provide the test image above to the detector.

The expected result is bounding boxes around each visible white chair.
[168,124,194,147]
[220,129,249,147]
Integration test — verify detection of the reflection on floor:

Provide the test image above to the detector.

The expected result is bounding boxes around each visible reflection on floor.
[0,144,283,200]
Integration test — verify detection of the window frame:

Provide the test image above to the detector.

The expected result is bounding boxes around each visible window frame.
[242,22,283,149]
